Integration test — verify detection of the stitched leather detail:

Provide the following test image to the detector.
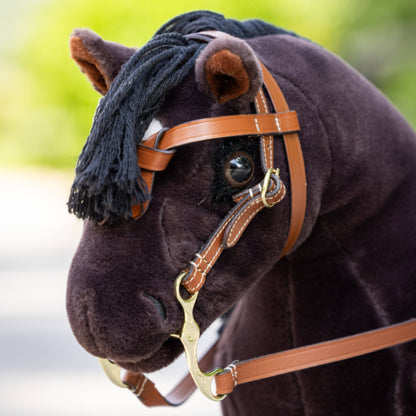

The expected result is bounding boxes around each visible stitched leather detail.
[183,203,240,292]
[259,63,307,257]
[214,319,416,395]
[156,111,299,151]
[223,181,286,249]
[122,319,416,406]
[182,179,287,293]
[255,88,274,171]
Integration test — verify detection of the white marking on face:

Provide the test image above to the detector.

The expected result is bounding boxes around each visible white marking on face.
[142,118,163,141]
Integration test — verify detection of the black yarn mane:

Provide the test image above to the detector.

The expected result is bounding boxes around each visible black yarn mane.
[68,11,298,222]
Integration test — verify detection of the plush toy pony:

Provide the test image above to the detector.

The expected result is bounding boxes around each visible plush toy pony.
[66,11,416,416]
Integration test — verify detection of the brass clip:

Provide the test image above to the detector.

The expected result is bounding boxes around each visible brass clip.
[261,168,280,208]
[98,358,127,388]
[171,272,227,402]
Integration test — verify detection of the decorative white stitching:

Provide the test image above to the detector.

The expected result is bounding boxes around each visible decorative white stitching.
[257,90,274,170]
[135,376,148,397]
[185,213,235,291]
[254,117,260,133]
[227,200,262,247]
[275,115,281,132]
[227,187,285,247]
[225,363,238,388]
[190,261,207,277]
[254,96,261,113]
[195,254,214,273]
[259,89,273,169]
[258,89,268,111]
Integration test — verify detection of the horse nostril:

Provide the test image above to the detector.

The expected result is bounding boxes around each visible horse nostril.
[143,294,167,321]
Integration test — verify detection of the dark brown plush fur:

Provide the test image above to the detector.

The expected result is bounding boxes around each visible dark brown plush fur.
[67,31,416,416]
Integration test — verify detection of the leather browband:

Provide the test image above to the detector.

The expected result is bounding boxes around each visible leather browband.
[140,111,300,158]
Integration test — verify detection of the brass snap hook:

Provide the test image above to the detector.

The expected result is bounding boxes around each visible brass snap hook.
[171,271,227,402]
[98,358,127,388]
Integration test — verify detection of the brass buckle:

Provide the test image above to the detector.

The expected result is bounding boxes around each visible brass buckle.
[261,168,280,208]
[171,272,227,402]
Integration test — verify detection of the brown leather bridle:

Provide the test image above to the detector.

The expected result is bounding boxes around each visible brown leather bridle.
[98,32,416,407]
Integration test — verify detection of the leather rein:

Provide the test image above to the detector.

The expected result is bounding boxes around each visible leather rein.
[98,32,416,407]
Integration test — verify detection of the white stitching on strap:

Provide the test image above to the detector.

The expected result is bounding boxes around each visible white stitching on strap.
[227,200,262,247]
[135,376,148,397]
[259,89,267,110]
[254,117,260,133]
[254,96,261,113]
[227,186,285,247]
[225,362,239,388]
[195,253,213,269]
[185,213,235,291]
[190,261,207,277]
[257,90,274,169]
[275,115,281,132]
[259,89,273,169]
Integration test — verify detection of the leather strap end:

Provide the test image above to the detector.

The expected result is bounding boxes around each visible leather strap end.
[215,371,235,395]
[137,145,175,171]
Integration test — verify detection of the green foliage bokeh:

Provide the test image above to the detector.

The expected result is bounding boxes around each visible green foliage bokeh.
[0,0,415,168]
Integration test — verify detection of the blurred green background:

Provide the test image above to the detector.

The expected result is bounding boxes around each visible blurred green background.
[1,0,415,169]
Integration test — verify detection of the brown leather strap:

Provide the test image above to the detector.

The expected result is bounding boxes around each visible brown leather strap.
[254,86,275,171]
[136,111,299,172]
[183,177,286,293]
[122,341,219,407]
[258,63,307,257]
[158,111,300,150]
[215,318,416,394]
[136,145,175,171]
[124,319,416,406]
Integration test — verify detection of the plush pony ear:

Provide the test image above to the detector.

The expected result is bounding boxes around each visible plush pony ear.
[195,36,263,107]
[69,29,137,95]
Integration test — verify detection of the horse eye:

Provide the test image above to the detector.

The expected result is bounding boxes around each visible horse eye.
[224,151,254,187]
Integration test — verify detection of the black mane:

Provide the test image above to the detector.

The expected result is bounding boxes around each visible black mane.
[68,11,298,222]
